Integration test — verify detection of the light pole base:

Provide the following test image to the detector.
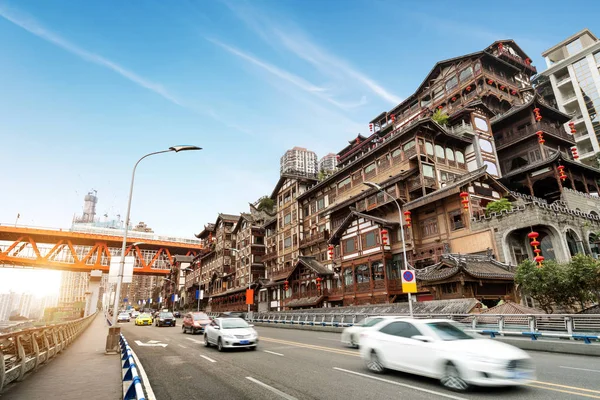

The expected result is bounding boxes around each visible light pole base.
[105,327,121,354]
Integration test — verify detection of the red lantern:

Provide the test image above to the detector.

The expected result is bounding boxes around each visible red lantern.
[533,108,540,113]
[498,42,504,50]
[558,165,567,181]
[451,96,457,102]
[403,211,412,228]
[528,232,543,267]
[500,85,505,90]
[487,79,494,85]
[571,146,579,160]
[390,114,396,122]
[369,123,373,132]
[533,107,542,122]
[459,191,470,210]
[284,280,289,291]
[511,89,517,95]
[525,58,531,66]
[438,105,443,110]
[328,245,334,260]
[527,232,539,239]
[466,85,472,92]
[380,229,388,246]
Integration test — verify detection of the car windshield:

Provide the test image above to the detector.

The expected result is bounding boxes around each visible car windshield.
[426,322,473,341]
[160,312,174,318]
[192,313,209,321]
[221,318,249,329]
[360,318,383,327]
[118,313,129,317]
[139,313,151,318]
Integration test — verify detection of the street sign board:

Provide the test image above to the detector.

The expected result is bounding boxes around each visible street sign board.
[401,269,417,293]
[108,256,135,283]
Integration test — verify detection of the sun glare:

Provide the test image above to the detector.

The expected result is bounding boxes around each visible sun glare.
[0,269,62,297]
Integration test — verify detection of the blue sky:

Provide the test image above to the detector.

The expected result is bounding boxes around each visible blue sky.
[1,0,599,239]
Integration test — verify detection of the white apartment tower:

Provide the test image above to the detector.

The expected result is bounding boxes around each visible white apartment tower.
[318,153,338,173]
[536,29,600,163]
[280,147,318,176]
[59,271,89,305]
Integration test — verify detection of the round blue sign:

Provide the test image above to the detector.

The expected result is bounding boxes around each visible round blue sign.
[403,270,414,282]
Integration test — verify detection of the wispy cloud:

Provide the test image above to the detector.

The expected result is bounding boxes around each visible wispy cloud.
[222,1,402,106]
[0,4,255,136]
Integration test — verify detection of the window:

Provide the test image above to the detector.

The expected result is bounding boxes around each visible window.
[317,197,325,211]
[371,261,384,280]
[364,231,377,248]
[284,213,292,225]
[474,117,489,131]
[343,268,354,286]
[435,145,445,159]
[284,237,292,248]
[338,177,351,190]
[343,238,357,254]
[425,142,434,156]
[364,163,376,175]
[445,76,458,92]
[484,161,499,176]
[459,66,473,82]
[391,148,402,158]
[455,151,465,164]
[355,264,370,283]
[379,321,422,338]
[479,138,493,153]
[360,317,383,327]
[422,164,435,178]
[448,209,464,230]
[427,322,472,341]
[420,217,438,237]
[440,171,459,183]
[403,141,415,151]
[446,148,455,161]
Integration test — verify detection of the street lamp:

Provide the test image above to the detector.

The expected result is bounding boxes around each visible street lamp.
[109,145,201,328]
[364,181,414,317]
[230,248,251,314]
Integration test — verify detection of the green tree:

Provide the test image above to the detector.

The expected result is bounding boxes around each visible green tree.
[432,109,449,126]
[515,259,571,313]
[485,198,513,216]
[566,254,600,308]
[256,196,275,213]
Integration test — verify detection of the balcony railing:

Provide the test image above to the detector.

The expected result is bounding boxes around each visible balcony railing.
[299,231,330,248]
[497,48,537,73]
[496,122,575,150]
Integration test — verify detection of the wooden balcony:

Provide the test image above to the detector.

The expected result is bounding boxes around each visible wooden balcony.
[299,231,330,248]
[497,48,537,73]
[495,122,574,150]
[270,265,296,281]
[407,176,437,192]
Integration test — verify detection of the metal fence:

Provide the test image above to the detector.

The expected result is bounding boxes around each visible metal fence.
[250,312,600,338]
[120,334,145,400]
[0,313,96,392]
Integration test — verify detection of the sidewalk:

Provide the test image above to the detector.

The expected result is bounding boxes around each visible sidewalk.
[0,314,122,400]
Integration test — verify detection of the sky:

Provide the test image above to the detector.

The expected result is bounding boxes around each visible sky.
[0,0,599,292]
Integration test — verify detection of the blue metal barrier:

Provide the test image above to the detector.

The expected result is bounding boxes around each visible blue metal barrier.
[119,334,145,400]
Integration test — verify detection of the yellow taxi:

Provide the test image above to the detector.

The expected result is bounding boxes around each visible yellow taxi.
[135,313,153,326]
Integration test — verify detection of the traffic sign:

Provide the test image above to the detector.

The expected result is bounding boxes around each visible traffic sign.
[401,269,417,293]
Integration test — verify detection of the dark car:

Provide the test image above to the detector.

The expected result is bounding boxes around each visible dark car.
[173,311,182,318]
[182,312,212,334]
[155,312,176,327]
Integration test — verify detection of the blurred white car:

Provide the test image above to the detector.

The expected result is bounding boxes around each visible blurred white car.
[117,312,130,323]
[204,317,258,351]
[360,318,535,392]
[341,316,405,348]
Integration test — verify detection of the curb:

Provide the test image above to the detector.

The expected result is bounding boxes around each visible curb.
[119,334,146,400]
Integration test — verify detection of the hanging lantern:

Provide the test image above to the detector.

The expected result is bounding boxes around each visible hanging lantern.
[283,280,289,291]
[390,114,396,122]
[533,107,542,122]
[558,165,567,181]
[536,130,544,144]
[500,85,505,90]
[316,277,322,291]
[534,255,545,267]
[328,245,334,260]
[571,146,579,160]
[511,89,517,95]
[487,79,494,85]
[569,121,576,134]
[438,105,443,110]
[466,85,472,92]
[525,58,532,66]
[403,211,412,228]
[380,229,389,246]
[528,232,543,267]
[451,96,457,102]
[460,191,470,210]
[369,123,373,132]
[498,42,504,50]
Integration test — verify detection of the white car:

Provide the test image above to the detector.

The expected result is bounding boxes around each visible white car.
[117,312,131,323]
[341,316,407,348]
[360,318,535,392]
[204,317,258,351]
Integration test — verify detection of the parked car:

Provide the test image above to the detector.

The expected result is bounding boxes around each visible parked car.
[117,312,131,323]
[360,318,535,392]
[204,317,258,351]
[182,312,212,335]
[341,316,406,348]
[155,312,176,327]
[135,313,153,326]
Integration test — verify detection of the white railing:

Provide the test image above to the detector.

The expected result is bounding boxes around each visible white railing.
[0,223,201,246]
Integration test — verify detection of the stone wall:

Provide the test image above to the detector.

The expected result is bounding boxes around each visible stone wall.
[561,188,600,215]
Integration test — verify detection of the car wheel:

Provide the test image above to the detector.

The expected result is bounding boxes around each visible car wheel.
[182,325,186,334]
[440,362,469,392]
[350,334,358,348]
[366,350,385,374]
[204,334,210,347]
[217,338,224,352]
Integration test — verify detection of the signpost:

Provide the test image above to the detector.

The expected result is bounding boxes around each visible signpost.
[196,289,204,311]
[401,269,417,317]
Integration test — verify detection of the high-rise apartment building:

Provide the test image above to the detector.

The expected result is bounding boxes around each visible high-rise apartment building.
[318,153,338,173]
[0,293,11,321]
[59,271,89,305]
[280,147,318,176]
[535,29,600,163]
[18,293,33,318]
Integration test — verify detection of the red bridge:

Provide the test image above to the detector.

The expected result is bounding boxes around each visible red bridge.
[0,224,204,275]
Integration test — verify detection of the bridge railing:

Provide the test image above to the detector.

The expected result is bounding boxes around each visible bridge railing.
[0,223,202,246]
[249,312,600,340]
[0,313,96,392]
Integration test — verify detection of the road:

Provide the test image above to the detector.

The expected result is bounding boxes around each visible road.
[120,321,600,400]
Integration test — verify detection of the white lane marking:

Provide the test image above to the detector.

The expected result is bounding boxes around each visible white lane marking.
[186,338,203,344]
[333,367,467,400]
[317,337,340,342]
[178,344,187,349]
[264,350,284,356]
[128,343,157,400]
[134,340,168,347]
[560,366,600,373]
[200,355,216,363]
[148,340,161,344]
[246,377,297,400]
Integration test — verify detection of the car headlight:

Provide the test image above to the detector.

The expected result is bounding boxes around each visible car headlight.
[222,334,235,339]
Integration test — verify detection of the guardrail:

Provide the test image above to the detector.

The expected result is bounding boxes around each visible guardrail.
[0,313,96,392]
[119,335,145,400]
[249,312,600,342]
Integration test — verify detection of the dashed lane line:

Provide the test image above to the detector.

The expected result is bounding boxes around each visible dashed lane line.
[246,377,298,400]
[559,366,600,373]
[178,344,187,349]
[200,355,217,363]
[264,350,284,356]
[260,337,359,357]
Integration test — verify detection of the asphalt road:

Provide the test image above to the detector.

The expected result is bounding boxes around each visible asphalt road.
[120,321,600,400]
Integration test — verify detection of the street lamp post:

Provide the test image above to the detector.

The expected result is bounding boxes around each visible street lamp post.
[364,182,414,317]
[106,145,201,352]
[161,277,176,312]
[230,248,251,314]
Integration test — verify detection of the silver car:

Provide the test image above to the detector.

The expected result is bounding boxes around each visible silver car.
[117,312,130,323]
[204,317,258,351]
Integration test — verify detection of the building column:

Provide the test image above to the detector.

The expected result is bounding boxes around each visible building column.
[86,270,102,317]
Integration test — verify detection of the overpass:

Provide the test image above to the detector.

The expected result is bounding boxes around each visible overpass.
[0,224,204,275]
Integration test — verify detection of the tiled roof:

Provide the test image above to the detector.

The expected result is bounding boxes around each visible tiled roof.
[218,213,240,222]
[297,256,334,276]
[194,223,215,239]
[329,211,398,245]
[480,301,544,315]
[286,295,324,308]
[490,95,570,125]
[416,254,515,282]
[579,304,600,314]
